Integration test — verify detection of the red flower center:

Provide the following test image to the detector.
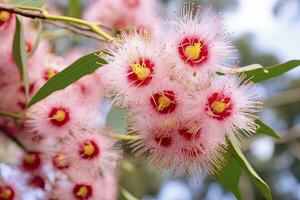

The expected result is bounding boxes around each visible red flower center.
[29,175,45,189]
[127,57,154,86]
[53,154,69,169]
[154,132,172,147]
[25,41,32,54]
[206,92,233,120]
[0,186,15,200]
[48,107,70,127]
[0,10,12,27]
[123,0,140,8]
[178,37,209,67]
[178,127,201,141]
[43,68,58,80]
[79,140,100,160]
[150,90,177,114]
[73,184,93,200]
[22,152,41,171]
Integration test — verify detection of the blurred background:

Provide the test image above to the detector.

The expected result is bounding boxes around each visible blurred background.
[2,0,300,199]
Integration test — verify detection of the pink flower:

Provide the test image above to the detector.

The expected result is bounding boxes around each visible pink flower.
[100,31,171,107]
[48,172,117,200]
[0,184,18,200]
[130,117,227,175]
[186,76,261,143]
[48,127,120,180]
[128,79,186,129]
[163,4,235,82]
[25,87,102,146]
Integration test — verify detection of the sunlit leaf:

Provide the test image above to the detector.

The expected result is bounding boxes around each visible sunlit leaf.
[13,16,29,100]
[119,187,139,200]
[27,52,108,107]
[215,137,272,200]
[256,120,281,139]
[68,0,81,18]
[238,60,300,83]
[228,137,272,200]
[215,154,242,200]
[11,0,48,7]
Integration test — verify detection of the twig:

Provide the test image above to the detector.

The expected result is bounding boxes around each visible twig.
[0,110,24,120]
[44,21,106,42]
[114,134,139,141]
[0,3,114,41]
[0,125,29,152]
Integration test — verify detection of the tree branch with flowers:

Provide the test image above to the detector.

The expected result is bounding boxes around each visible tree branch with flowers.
[0,0,299,199]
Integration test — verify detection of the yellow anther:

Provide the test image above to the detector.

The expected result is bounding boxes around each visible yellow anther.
[211,100,229,114]
[157,95,172,111]
[130,61,150,80]
[185,42,202,60]
[0,11,10,22]
[1,188,12,199]
[52,110,66,122]
[83,143,95,156]
[46,69,57,79]
[24,154,36,164]
[76,186,88,197]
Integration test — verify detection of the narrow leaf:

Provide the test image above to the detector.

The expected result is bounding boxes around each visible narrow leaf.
[11,0,47,7]
[27,52,107,107]
[68,0,81,18]
[228,137,272,200]
[238,60,300,83]
[119,187,139,200]
[215,154,242,200]
[13,15,29,100]
[215,138,273,200]
[256,120,281,139]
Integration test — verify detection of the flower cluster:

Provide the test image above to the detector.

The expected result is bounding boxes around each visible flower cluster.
[0,1,263,199]
[100,4,261,176]
[0,10,119,200]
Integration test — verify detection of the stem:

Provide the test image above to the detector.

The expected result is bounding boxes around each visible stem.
[43,12,114,41]
[0,125,29,152]
[0,3,114,41]
[0,110,24,120]
[44,21,106,42]
[114,134,139,141]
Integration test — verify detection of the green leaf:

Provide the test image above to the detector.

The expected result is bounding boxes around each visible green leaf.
[229,137,272,200]
[238,60,300,83]
[11,0,47,7]
[119,187,139,200]
[215,154,242,200]
[256,120,281,139]
[13,16,30,100]
[27,52,108,107]
[68,0,82,18]
[215,137,272,200]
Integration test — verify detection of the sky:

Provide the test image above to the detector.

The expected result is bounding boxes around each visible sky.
[224,0,300,62]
